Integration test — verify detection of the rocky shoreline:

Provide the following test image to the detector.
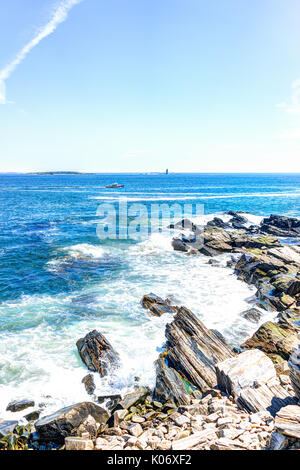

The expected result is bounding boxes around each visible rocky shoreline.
[1,212,300,451]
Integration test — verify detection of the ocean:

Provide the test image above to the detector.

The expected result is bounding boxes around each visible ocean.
[0,172,300,420]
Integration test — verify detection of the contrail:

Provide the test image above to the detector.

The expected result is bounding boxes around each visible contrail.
[0,0,84,104]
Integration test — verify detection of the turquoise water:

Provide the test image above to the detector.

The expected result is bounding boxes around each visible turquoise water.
[0,173,299,419]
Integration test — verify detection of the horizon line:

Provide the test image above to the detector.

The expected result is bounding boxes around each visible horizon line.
[1,171,300,175]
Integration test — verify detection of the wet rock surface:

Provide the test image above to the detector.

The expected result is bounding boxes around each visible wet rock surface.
[141,293,178,317]
[260,214,300,238]
[240,307,263,323]
[76,330,119,376]
[82,374,96,395]
[6,399,35,413]
[0,420,18,438]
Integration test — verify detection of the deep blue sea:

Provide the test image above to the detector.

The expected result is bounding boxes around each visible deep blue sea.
[0,172,299,419]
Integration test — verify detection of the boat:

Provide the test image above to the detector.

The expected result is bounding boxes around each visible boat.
[105,182,124,188]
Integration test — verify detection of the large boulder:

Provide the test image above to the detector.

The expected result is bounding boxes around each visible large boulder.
[140,293,178,317]
[6,399,35,412]
[35,402,109,443]
[216,349,296,415]
[169,219,199,231]
[242,321,298,363]
[240,307,263,323]
[206,217,230,229]
[0,421,18,438]
[172,226,233,255]
[274,405,300,439]
[260,214,300,238]
[203,227,233,253]
[76,330,119,376]
[153,306,234,404]
[172,238,188,252]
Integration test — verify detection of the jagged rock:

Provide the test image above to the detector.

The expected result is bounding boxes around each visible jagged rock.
[24,410,41,422]
[274,360,289,374]
[287,280,300,297]
[231,221,246,230]
[260,214,300,238]
[267,245,300,265]
[169,219,198,231]
[153,307,233,404]
[272,275,296,294]
[76,330,119,376]
[35,402,109,443]
[98,394,122,411]
[153,356,191,405]
[114,387,151,411]
[248,225,260,234]
[288,336,300,399]
[216,349,296,415]
[217,349,277,396]
[0,420,18,437]
[109,409,128,427]
[240,307,262,323]
[235,252,288,288]
[140,293,178,317]
[172,238,188,252]
[6,399,35,412]
[207,258,221,266]
[230,214,248,225]
[242,321,298,362]
[269,431,288,450]
[207,217,230,229]
[274,405,300,439]
[203,227,233,253]
[82,374,96,395]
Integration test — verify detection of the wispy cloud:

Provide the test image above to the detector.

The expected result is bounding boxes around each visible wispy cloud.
[276,78,300,115]
[275,128,300,139]
[0,0,84,104]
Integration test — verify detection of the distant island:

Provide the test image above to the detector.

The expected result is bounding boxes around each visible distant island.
[26,171,94,175]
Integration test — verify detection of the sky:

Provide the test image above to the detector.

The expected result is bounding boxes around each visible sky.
[0,0,300,173]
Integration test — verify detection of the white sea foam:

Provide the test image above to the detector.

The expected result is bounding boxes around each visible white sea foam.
[192,212,264,228]
[66,243,106,258]
[0,213,276,420]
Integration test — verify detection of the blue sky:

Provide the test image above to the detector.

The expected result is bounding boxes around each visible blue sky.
[0,0,300,172]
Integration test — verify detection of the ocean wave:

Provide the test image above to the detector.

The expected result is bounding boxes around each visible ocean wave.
[89,192,300,202]
[66,244,107,259]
